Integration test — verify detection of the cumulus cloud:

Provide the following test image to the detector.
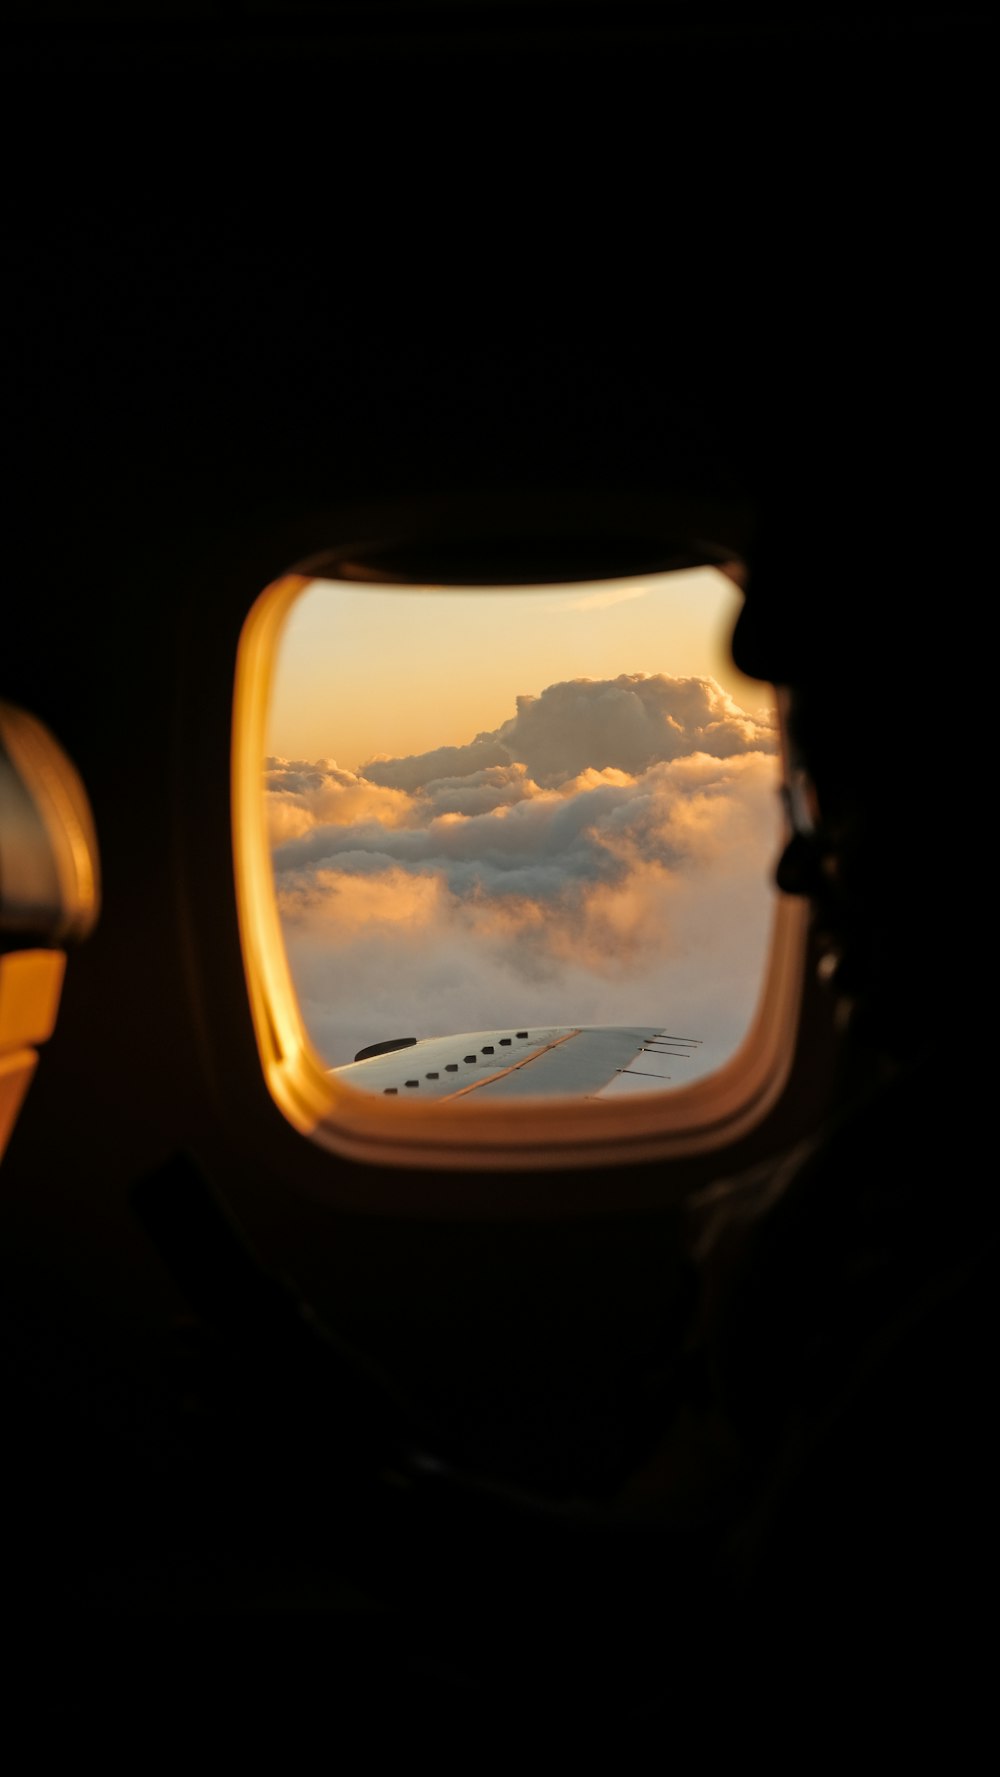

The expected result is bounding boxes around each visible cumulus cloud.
[362,737,510,792]
[496,673,766,785]
[268,676,781,1071]
[265,756,412,846]
[357,673,771,793]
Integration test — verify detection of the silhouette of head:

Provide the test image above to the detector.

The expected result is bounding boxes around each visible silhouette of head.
[728,374,975,1071]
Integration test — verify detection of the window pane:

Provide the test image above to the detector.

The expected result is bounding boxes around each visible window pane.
[265,570,781,1097]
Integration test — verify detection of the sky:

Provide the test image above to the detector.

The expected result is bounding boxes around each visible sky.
[265,570,782,1078]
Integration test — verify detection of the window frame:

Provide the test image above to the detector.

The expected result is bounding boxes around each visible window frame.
[233,561,809,1175]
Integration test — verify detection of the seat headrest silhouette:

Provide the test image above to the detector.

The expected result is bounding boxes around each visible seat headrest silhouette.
[0,701,100,1157]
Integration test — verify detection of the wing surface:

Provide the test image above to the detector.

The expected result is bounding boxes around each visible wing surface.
[332,1026,703,1100]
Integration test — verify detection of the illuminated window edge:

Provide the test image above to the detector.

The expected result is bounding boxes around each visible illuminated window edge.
[233,573,806,1174]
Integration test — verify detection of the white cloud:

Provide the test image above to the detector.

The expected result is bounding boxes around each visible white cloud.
[268,676,781,1070]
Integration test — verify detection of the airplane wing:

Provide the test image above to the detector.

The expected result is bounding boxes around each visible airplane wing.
[331,1026,703,1101]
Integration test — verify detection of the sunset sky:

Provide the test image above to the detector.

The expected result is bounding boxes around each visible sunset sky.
[265,569,782,1078]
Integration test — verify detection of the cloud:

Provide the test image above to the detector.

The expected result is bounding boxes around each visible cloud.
[538,583,652,613]
[265,756,412,846]
[268,676,781,1070]
[497,674,772,784]
[410,763,537,820]
[362,736,510,792]
[359,673,774,792]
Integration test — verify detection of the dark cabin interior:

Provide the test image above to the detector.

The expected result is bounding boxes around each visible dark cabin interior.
[2,4,993,1741]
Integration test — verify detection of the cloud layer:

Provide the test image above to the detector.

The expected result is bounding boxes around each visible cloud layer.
[267,674,780,1073]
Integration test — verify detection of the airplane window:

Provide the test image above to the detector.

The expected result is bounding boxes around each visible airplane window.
[253,565,783,1117]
